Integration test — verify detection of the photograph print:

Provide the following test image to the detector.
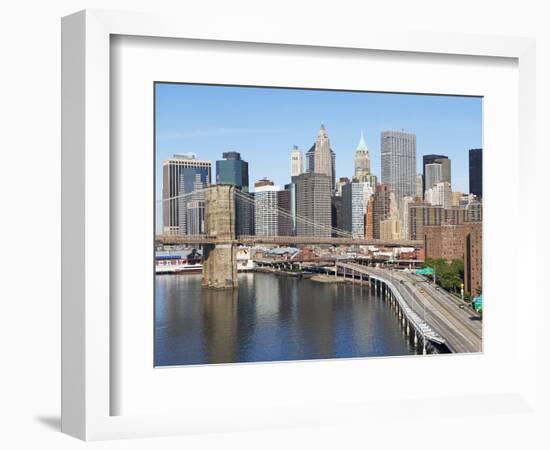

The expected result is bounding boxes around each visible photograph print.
[154,83,483,367]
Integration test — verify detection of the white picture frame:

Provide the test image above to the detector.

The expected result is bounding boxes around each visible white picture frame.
[61,9,537,441]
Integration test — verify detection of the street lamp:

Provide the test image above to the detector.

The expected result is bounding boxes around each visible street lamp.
[433,265,436,284]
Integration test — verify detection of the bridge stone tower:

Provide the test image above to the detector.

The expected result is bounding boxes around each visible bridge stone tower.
[202,185,238,289]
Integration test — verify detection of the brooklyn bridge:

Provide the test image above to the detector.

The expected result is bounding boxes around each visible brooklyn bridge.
[157,185,423,289]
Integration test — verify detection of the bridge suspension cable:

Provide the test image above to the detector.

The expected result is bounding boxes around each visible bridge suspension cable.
[233,189,353,238]
[157,186,356,240]
[156,188,208,204]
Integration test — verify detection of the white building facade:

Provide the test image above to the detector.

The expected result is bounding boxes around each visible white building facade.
[426,181,452,208]
[290,145,303,177]
[254,184,281,236]
[342,182,366,239]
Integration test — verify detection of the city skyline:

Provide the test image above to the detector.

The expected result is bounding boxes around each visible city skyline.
[154,84,483,364]
[155,84,482,209]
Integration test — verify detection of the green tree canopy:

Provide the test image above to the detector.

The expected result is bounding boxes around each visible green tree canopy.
[421,258,464,292]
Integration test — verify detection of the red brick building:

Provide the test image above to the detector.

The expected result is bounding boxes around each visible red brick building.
[424,222,482,296]
[464,222,482,296]
[364,198,374,239]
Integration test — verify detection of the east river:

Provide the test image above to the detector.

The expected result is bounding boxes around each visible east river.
[155,272,417,366]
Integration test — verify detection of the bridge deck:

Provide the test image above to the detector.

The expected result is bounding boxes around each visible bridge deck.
[338,263,482,353]
[156,234,423,248]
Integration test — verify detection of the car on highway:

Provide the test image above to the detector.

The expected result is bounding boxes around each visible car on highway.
[419,289,425,293]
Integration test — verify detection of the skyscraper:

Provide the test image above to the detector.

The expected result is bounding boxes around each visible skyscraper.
[365,198,374,239]
[423,154,451,191]
[425,163,443,192]
[216,151,249,192]
[415,173,424,199]
[295,172,332,237]
[407,200,427,241]
[313,124,332,179]
[306,124,336,191]
[235,191,254,236]
[342,182,366,239]
[464,222,483,296]
[357,174,377,199]
[427,181,452,209]
[335,177,350,197]
[284,182,297,236]
[216,151,253,235]
[162,153,211,234]
[469,148,482,198]
[277,189,292,236]
[254,184,280,236]
[254,177,274,189]
[400,196,414,240]
[438,158,452,185]
[381,130,416,203]
[179,174,206,235]
[372,184,397,240]
[331,195,343,234]
[290,145,303,177]
[354,130,370,179]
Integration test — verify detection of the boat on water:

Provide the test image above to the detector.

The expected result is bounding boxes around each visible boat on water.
[155,249,203,274]
[155,262,203,274]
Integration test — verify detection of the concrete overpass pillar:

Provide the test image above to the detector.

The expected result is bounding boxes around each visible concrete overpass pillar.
[202,185,237,289]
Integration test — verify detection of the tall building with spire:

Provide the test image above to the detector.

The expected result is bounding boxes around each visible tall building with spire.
[305,124,336,191]
[354,130,370,178]
[313,124,332,180]
[290,145,303,177]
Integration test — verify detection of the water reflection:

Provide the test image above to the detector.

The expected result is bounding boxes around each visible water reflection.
[202,287,238,364]
[155,273,415,366]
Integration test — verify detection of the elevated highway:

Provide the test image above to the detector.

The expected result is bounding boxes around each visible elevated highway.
[336,263,482,353]
[391,269,482,353]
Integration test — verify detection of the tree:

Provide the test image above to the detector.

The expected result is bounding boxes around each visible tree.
[421,258,464,292]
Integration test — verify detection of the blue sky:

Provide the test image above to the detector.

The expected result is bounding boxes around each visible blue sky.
[155,83,482,224]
